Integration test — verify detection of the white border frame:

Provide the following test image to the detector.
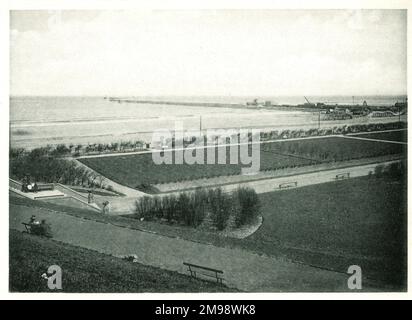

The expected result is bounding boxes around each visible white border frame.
[1,0,411,300]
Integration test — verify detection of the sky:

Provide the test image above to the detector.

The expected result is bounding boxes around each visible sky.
[10,10,407,96]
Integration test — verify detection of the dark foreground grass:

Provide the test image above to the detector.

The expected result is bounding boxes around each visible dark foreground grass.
[10,174,407,290]
[9,230,232,292]
[248,175,407,289]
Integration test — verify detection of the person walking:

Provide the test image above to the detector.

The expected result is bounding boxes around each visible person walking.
[87,190,94,204]
[102,200,110,214]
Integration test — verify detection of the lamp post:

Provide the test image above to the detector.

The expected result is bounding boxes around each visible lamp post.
[318,107,321,129]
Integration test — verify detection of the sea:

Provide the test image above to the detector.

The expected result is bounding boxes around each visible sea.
[10,95,407,149]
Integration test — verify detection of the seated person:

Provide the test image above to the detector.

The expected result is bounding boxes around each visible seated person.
[29,215,37,224]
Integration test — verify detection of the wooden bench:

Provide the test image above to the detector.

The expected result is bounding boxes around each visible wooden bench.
[22,222,33,233]
[335,173,350,180]
[279,181,298,189]
[36,184,54,191]
[22,222,52,238]
[183,262,224,284]
[22,183,54,192]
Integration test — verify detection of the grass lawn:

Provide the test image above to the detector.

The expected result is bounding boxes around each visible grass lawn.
[350,130,407,142]
[263,136,405,163]
[10,173,407,290]
[9,229,232,292]
[247,175,407,289]
[80,151,239,187]
[79,136,405,188]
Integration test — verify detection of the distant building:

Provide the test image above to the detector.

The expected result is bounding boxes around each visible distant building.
[334,108,346,115]
[395,99,407,109]
[352,108,364,116]
[246,98,259,106]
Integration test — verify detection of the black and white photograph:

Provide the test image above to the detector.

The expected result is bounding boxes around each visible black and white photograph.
[4,2,410,297]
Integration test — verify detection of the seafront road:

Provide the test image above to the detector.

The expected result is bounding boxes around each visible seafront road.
[9,203,385,292]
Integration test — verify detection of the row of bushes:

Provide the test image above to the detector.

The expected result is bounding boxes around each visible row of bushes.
[80,141,146,156]
[134,187,260,230]
[9,148,107,188]
[374,161,406,180]
[10,140,147,159]
[11,121,405,160]
[155,122,406,149]
[260,121,406,141]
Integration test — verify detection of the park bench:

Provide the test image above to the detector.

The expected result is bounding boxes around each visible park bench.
[22,222,33,233]
[335,173,350,180]
[279,181,298,189]
[22,183,54,192]
[36,183,54,191]
[183,262,224,284]
[22,222,53,238]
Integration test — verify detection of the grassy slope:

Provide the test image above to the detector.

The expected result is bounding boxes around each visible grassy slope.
[9,229,233,293]
[248,175,407,288]
[10,174,407,289]
[255,177,406,256]
[79,137,405,187]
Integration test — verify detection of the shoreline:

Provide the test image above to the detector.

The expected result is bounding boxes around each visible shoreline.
[10,116,408,150]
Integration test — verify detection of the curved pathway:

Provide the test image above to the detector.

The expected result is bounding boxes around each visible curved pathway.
[10,203,384,292]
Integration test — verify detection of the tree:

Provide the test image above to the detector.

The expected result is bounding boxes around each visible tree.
[374,164,385,178]
[234,187,261,227]
[96,175,106,188]
[52,144,71,157]
[87,172,99,187]
[208,188,233,230]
